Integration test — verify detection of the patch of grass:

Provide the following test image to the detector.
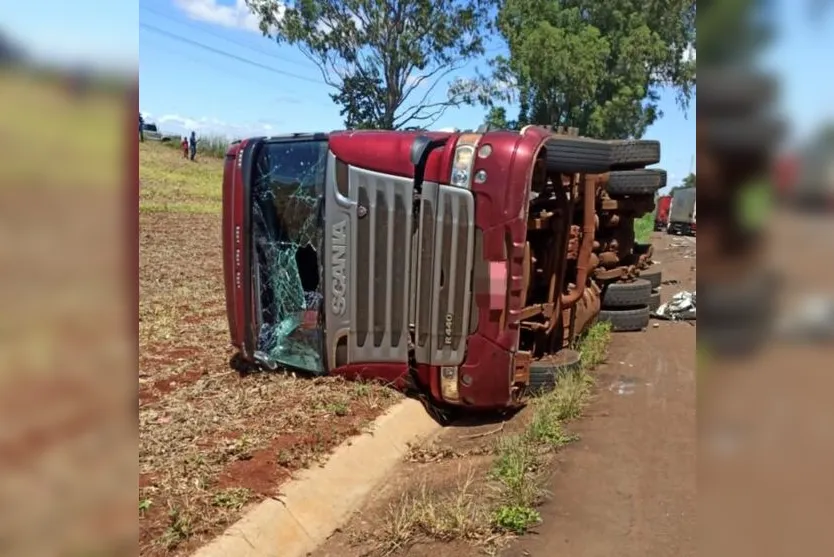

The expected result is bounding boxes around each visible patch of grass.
[576,320,612,369]
[634,211,654,244]
[375,470,492,555]
[160,508,192,550]
[212,488,252,510]
[326,400,350,417]
[373,321,613,552]
[492,505,541,534]
[140,141,224,214]
[490,434,542,509]
[161,133,233,159]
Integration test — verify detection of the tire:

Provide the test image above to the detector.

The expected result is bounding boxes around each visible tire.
[601,279,652,308]
[545,136,612,173]
[638,266,662,289]
[698,70,777,115]
[598,306,651,332]
[606,169,667,196]
[528,349,582,394]
[649,291,661,313]
[608,139,661,170]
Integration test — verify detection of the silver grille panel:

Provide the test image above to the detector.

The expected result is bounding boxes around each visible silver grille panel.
[321,159,415,364]
[413,184,475,367]
[323,151,474,368]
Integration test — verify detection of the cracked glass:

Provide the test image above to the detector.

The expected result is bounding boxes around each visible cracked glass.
[251,139,328,373]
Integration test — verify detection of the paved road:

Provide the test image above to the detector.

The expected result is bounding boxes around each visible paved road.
[502,233,697,557]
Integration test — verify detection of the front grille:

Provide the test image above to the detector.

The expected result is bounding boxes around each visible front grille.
[348,167,413,362]
[413,183,475,366]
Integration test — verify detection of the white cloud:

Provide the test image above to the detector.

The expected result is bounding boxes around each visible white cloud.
[173,0,265,33]
[156,113,278,138]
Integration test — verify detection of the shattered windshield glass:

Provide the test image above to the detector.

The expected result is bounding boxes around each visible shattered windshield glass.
[251,139,328,373]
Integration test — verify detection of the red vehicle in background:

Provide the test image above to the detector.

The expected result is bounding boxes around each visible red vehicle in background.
[221,127,626,420]
[654,195,672,231]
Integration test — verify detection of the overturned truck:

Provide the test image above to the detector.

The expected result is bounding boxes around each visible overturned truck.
[222,127,663,419]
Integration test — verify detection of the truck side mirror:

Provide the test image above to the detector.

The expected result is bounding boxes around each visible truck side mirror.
[410,135,449,192]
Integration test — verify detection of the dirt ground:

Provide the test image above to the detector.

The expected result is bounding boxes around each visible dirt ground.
[313,231,697,557]
[138,145,398,556]
[504,232,696,557]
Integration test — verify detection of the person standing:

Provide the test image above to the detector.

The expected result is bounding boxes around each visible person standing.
[139,113,144,142]
[181,137,189,158]
[189,131,197,161]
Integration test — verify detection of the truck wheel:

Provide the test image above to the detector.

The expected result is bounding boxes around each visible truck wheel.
[545,136,612,174]
[601,279,652,308]
[649,291,661,313]
[598,306,651,332]
[698,70,776,114]
[606,169,667,196]
[528,349,582,394]
[638,266,662,289]
[608,139,661,170]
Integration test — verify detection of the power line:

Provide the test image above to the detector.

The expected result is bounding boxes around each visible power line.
[139,4,312,70]
[140,34,300,92]
[139,22,324,85]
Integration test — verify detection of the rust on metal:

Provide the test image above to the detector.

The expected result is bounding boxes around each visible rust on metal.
[561,174,596,308]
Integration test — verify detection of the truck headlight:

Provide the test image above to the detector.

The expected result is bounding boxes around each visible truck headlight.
[451,145,475,188]
[440,366,460,401]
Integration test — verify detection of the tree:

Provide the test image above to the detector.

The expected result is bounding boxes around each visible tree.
[484,106,519,130]
[681,172,695,188]
[464,0,695,139]
[246,0,493,129]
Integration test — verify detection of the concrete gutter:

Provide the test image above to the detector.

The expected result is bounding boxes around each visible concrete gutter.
[191,398,442,557]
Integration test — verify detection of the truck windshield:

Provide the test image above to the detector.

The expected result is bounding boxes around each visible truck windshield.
[251,139,328,373]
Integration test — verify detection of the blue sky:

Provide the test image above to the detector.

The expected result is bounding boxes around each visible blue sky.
[7,0,830,192]
[135,0,699,189]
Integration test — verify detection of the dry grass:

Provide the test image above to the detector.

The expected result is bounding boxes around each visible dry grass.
[138,142,399,556]
[367,321,612,554]
[139,142,224,214]
[374,468,497,556]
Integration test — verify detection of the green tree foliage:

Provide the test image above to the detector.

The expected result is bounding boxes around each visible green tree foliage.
[681,172,696,188]
[462,0,695,139]
[484,105,520,130]
[246,0,493,129]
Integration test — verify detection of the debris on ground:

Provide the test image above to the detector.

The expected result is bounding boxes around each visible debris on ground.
[653,291,696,321]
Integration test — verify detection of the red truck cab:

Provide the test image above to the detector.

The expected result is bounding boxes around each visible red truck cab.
[222,128,613,417]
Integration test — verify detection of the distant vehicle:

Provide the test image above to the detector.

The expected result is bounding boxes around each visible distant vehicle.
[667,187,696,236]
[654,195,672,231]
[141,121,175,142]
